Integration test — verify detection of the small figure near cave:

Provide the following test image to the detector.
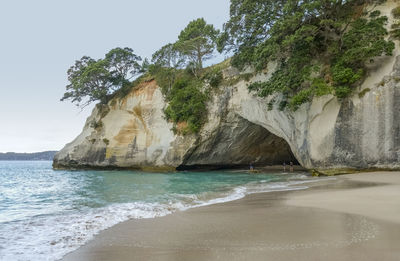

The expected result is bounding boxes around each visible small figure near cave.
[290,161,294,172]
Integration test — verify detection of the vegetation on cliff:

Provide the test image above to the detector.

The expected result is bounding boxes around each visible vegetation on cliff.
[147,18,220,133]
[61,48,142,107]
[163,77,207,134]
[61,0,398,132]
[218,0,395,109]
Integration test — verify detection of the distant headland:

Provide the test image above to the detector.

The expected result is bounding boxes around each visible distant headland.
[0,151,57,161]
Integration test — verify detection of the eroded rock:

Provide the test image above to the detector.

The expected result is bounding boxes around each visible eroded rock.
[54,53,400,174]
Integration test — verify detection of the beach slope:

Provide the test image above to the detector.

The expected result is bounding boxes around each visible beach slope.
[63,172,400,261]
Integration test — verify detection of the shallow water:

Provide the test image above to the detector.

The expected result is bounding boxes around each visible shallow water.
[0,161,317,261]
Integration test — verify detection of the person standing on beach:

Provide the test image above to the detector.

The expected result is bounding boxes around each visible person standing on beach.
[283,162,286,172]
[249,162,254,171]
[290,161,293,172]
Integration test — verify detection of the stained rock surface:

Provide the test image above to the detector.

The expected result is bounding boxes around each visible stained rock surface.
[54,8,400,174]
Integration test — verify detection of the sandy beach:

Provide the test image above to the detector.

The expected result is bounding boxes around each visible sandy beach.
[62,172,400,261]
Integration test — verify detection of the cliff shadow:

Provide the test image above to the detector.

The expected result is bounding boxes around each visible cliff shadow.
[178,117,299,171]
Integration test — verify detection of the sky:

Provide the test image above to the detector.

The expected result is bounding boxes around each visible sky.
[0,0,230,153]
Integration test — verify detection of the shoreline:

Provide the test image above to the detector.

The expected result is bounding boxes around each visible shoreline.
[62,171,400,261]
[52,163,307,172]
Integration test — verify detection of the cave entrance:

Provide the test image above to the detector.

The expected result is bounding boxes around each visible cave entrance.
[178,117,300,171]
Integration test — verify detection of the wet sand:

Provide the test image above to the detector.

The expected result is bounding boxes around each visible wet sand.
[62,172,400,261]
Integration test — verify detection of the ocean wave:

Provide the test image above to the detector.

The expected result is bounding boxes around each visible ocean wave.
[0,173,324,261]
[0,202,178,261]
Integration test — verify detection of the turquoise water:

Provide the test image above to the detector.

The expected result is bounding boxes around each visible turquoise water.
[0,161,314,261]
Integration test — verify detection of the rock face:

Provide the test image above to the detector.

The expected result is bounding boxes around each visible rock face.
[54,52,400,173]
[53,78,298,171]
[54,3,400,174]
[53,81,197,170]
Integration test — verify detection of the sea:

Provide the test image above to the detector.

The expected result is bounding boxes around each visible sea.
[0,161,322,261]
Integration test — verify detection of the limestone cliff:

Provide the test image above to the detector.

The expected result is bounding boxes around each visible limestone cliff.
[53,55,400,173]
[54,4,400,174]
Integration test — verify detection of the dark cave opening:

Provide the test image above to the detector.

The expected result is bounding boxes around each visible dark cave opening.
[177,117,300,171]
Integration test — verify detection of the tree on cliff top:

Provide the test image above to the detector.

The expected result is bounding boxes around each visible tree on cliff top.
[219,0,394,109]
[176,18,219,72]
[105,47,142,86]
[151,43,185,69]
[61,48,142,107]
[149,43,186,94]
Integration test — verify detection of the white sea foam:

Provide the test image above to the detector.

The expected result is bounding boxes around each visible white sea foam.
[0,174,329,261]
[0,202,180,261]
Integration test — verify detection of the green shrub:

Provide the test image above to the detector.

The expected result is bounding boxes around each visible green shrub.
[239,73,253,82]
[312,78,333,97]
[148,65,177,95]
[103,138,110,145]
[358,88,371,98]
[90,120,103,130]
[289,89,313,110]
[335,86,352,99]
[370,10,381,18]
[278,100,287,111]
[391,21,400,29]
[391,28,400,39]
[331,66,362,85]
[203,67,223,88]
[267,99,275,111]
[164,77,207,133]
[392,6,400,18]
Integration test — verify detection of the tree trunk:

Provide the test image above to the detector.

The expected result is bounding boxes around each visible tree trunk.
[197,46,202,69]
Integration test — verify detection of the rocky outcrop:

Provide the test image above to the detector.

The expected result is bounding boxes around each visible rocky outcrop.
[224,55,400,174]
[54,54,400,174]
[54,3,400,174]
[53,78,298,171]
[53,81,197,171]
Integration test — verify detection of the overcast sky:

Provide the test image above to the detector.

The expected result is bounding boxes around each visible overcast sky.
[0,0,230,153]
